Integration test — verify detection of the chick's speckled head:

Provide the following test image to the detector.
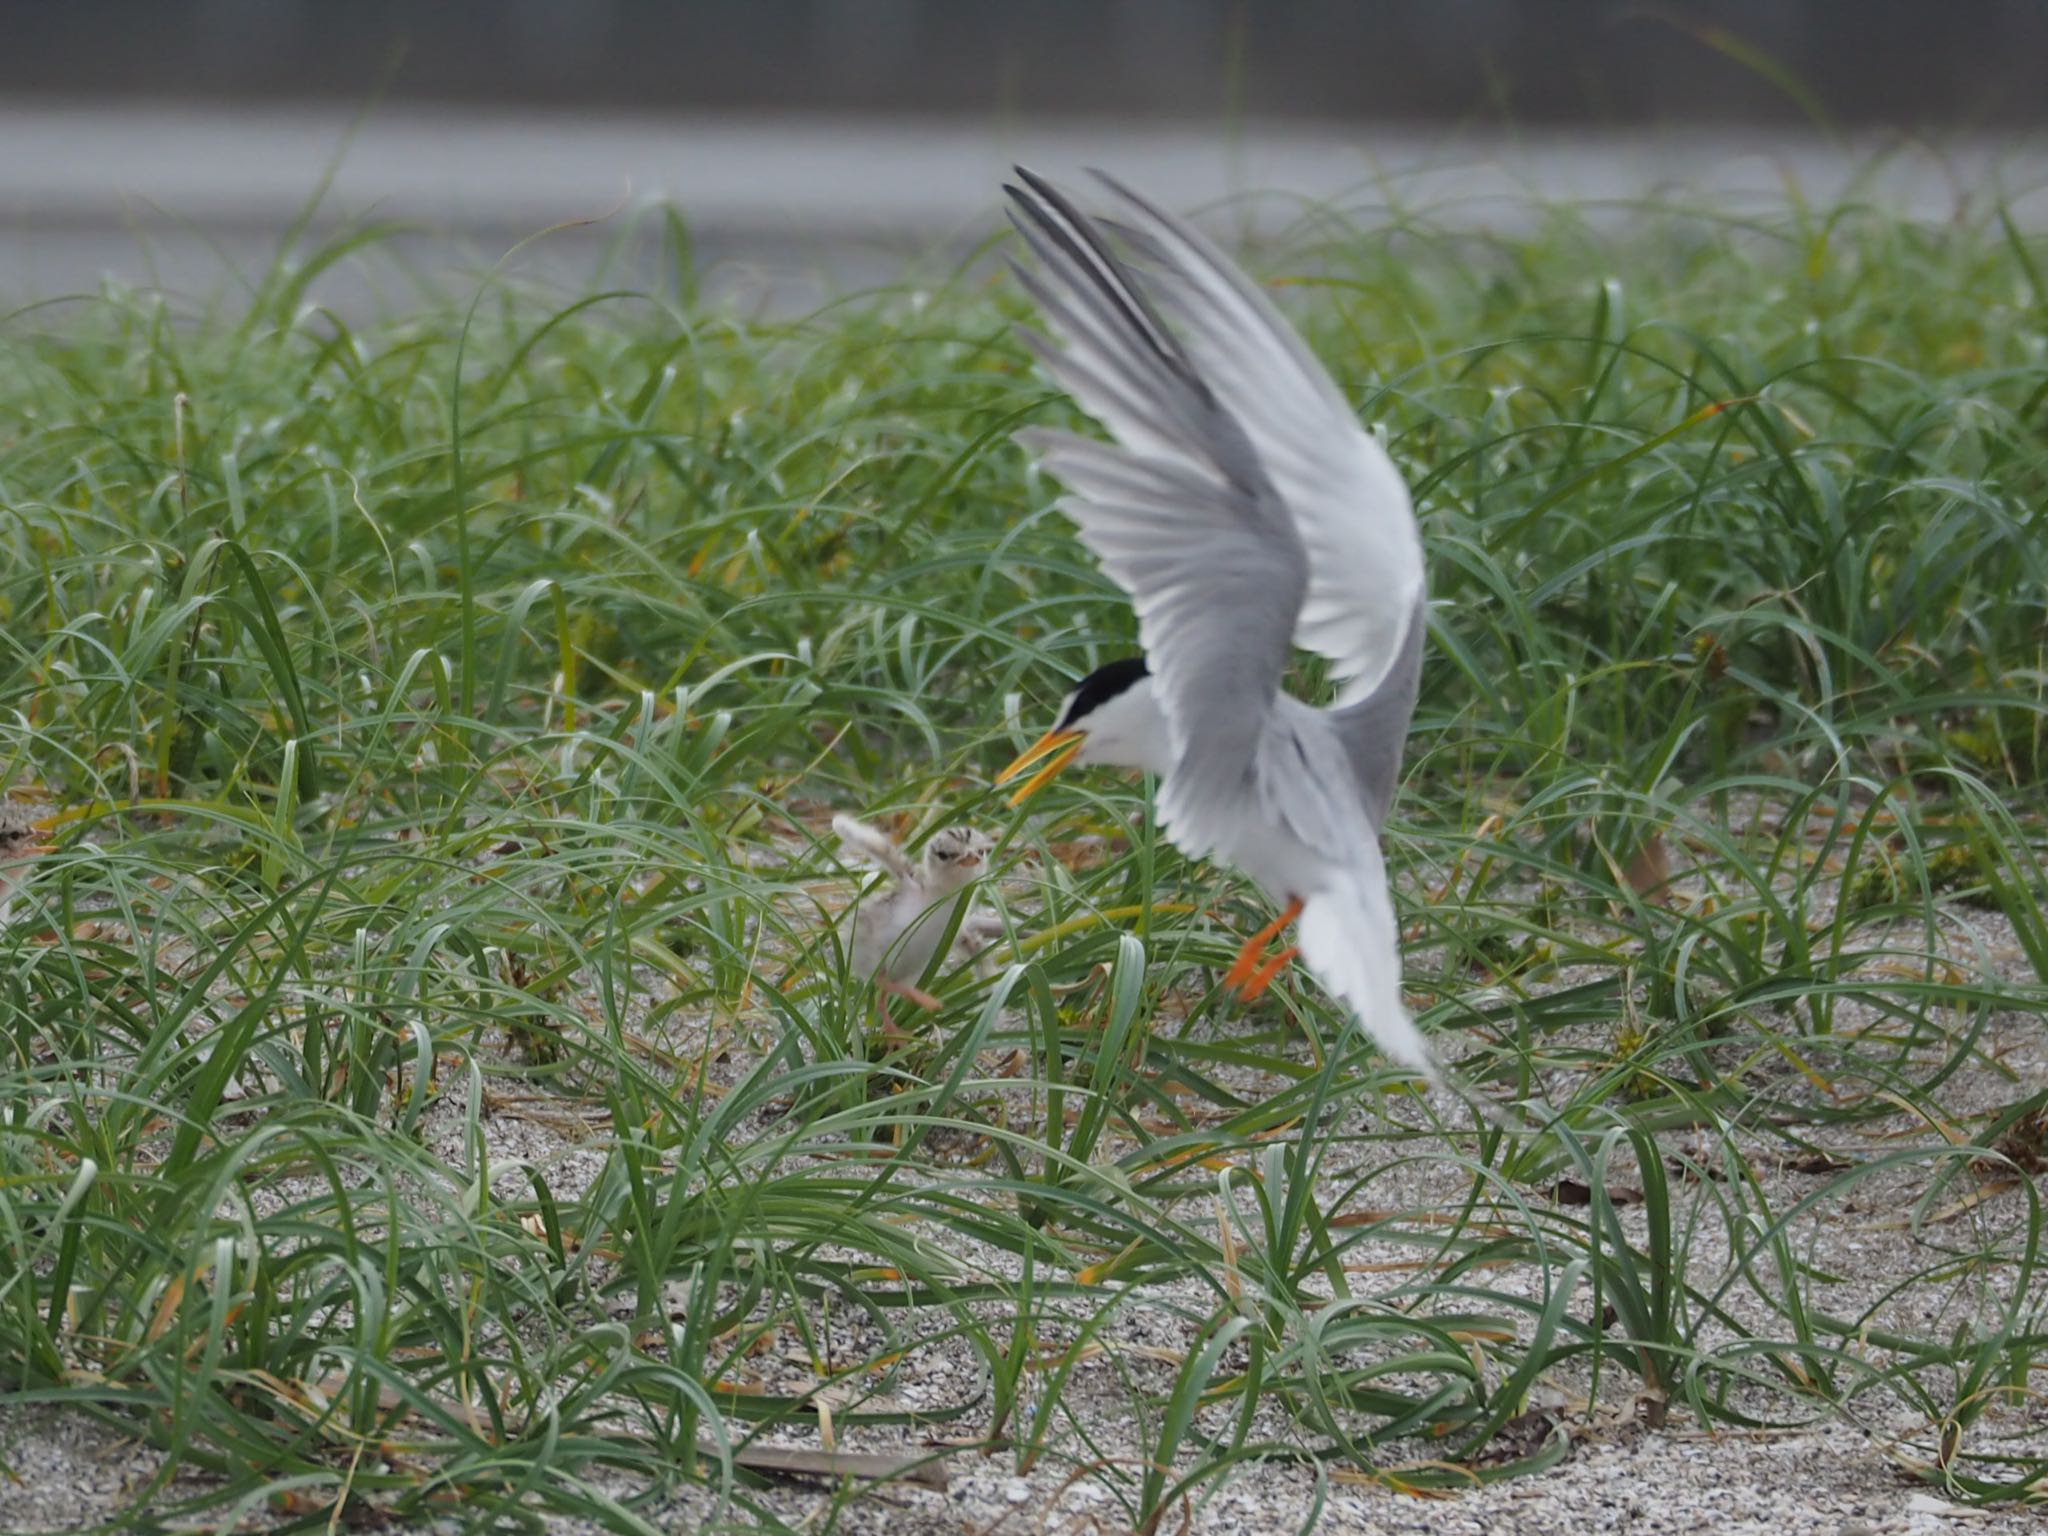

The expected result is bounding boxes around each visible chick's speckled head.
[0,802,55,852]
[921,826,993,888]
[0,804,58,923]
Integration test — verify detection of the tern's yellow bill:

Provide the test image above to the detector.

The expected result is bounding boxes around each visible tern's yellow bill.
[994,729,1084,806]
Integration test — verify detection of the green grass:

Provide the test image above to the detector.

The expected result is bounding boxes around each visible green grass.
[2,183,2045,1532]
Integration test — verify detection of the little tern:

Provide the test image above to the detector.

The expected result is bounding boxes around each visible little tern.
[834,815,995,1041]
[994,168,1436,1083]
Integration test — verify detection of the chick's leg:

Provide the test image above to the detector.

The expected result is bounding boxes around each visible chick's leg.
[874,976,941,1047]
[878,976,942,1012]
[875,990,904,1046]
[1222,897,1303,998]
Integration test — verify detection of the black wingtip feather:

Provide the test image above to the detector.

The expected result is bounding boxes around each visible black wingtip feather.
[1003,169,1200,388]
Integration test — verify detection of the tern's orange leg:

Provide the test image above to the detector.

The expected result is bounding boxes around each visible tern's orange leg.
[1222,896,1303,995]
[1234,944,1299,1002]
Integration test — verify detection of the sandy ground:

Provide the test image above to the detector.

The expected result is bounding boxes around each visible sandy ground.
[1,1399,2038,1536]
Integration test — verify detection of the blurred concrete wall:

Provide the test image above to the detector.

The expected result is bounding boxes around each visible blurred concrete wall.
[1,0,2043,126]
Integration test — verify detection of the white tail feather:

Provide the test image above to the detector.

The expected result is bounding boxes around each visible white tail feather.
[1295,860,1439,1085]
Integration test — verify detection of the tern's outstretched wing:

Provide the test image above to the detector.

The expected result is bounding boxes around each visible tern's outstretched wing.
[1005,168,1308,859]
[1087,171,1426,708]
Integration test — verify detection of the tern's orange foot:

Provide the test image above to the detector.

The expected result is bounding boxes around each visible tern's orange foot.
[1221,937,1264,993]
[1221,897,1303,994]
[1232,944,1298,1002]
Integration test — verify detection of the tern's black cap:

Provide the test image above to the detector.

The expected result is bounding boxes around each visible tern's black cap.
[1057,655,1149,730]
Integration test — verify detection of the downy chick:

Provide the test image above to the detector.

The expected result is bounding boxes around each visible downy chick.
[833,814,994,1040]
[0,802,58,928]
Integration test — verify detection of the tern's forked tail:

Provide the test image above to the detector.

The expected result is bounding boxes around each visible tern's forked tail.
[1297,869,1548,1135]
[1294,867,1439,1087]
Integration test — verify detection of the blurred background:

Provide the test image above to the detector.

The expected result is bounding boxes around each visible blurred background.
[3,0,2045,310]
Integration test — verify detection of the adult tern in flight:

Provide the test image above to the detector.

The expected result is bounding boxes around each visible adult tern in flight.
[994,168,1436,1084]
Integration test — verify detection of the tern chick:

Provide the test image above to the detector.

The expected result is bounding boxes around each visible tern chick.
[0,802,59,927]
[833,815,994,1041]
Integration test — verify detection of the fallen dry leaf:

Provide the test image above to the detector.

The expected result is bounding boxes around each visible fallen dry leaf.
[1858,1178,2021,1231]
[1782,1150,1854,1176]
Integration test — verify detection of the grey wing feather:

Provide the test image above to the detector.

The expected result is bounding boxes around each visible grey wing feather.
[1007,169,1309,860]
[1252,703,1373,859]
[1328,591,1428,830]
[1083,170,1427,710]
